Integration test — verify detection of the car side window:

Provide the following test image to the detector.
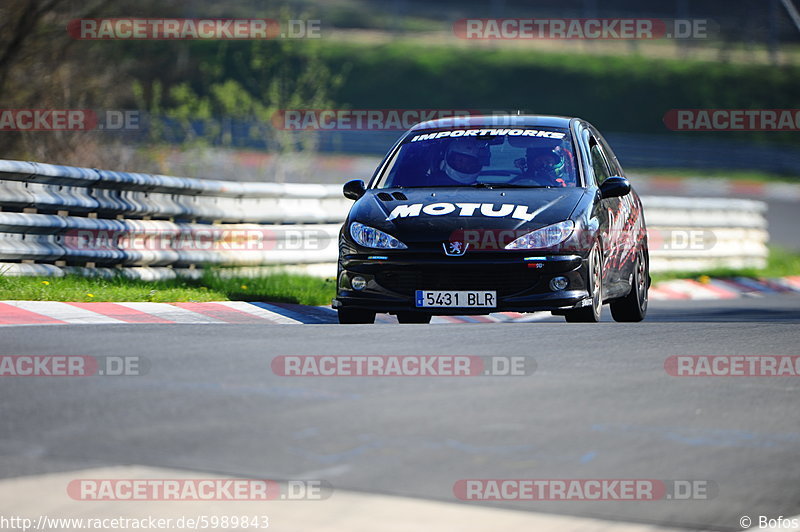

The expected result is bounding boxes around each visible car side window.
[596,133,624,177]
[589,138,612,186]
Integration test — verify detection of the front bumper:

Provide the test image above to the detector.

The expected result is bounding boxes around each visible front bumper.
[333,253,592,314]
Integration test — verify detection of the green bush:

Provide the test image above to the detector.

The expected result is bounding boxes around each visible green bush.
[125,39,800,145]
[317,41,800,144]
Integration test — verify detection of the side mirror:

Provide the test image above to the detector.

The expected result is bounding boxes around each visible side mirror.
[343,179,366,200]
[599,176,631,199]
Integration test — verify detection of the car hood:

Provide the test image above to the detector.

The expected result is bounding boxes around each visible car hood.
[348,187,587,244]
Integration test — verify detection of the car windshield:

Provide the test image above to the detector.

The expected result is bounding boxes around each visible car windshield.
[376,127,577,188]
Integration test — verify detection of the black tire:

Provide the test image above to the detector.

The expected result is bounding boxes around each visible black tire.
[396,312,432,324]
[337,308,376,324]
[564,245,603,323]
[610,248,649,322]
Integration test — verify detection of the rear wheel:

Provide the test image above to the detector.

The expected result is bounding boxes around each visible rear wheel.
[564,245,603,323]
[337,308,376,324]
[610,248,649,322]
[396,312,432,324]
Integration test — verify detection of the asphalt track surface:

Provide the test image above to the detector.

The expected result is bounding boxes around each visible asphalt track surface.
[1,295,799,531]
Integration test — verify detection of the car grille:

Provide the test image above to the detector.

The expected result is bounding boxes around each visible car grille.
[375,268,538,296]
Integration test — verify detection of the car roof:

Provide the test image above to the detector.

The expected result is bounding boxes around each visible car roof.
[409,114,575,131]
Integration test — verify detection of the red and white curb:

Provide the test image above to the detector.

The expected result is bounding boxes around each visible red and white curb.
[0,300,554,326]
[0,301,307,326]
[649,276,800,300]
[0,277,797,325]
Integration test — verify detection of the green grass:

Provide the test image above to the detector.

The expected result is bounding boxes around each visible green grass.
[0,271,336,306]
[202,272,336,306]
[651,246,800,284]
[1,248,798,303]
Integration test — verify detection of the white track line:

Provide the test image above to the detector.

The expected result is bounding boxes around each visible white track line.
[0,466,687,532]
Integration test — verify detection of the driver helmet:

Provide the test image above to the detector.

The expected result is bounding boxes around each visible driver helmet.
[442,138,485,184]
[526,145,573,186]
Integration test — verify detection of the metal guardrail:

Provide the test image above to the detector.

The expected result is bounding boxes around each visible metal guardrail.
[0,159,768,279]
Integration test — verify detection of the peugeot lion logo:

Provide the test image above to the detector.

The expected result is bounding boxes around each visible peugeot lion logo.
[443,241,469,257]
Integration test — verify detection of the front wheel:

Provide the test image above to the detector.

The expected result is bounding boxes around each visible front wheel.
[610,248,649,322]
[564,245,603,323]
[338,308,376,324]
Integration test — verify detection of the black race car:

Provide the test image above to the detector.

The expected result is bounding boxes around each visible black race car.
[332,115,649,324]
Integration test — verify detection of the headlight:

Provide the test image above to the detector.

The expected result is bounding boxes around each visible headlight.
[505,220,574,250]
[350,222,407,249]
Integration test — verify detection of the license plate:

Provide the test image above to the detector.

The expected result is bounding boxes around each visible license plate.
[415,290,496,308]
